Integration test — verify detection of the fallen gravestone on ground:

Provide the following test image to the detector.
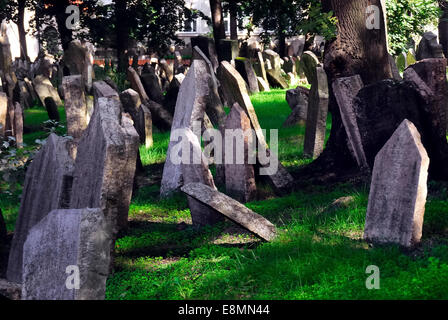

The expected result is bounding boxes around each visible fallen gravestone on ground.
[181,183,277,241]
[333,75,368,170]
[7,134,75,283]
[364,119,429,247]
[22,208,111,300]
[303,66,329,159]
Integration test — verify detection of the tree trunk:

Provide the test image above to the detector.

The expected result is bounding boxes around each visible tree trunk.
[277,22,286,57]
[439,0,448,57]
[306,0,392,176]
[54,0,73,51]
[209,0,226,61]
[17,0,28,60]
[229,0,238,40]
[115,0,130,73]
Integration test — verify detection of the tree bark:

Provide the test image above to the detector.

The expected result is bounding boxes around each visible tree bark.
[54,0,73,51]
[17,0,28,60]
[115,0,130,73]
[307,0,392,175]
[229,0,238,40]
[209,0,226,61]
[439,0,448,57]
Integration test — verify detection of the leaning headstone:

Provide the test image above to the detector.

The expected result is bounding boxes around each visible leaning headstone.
[217,61,294,195]
[141,72,164,104]
[218,39,239,63]
[33,75,62,106]
[139,104,153,148]
[160,60,212,197]
[0,92,7,137]
[63,75,87,141]
[191,36,219,72]
[300,51,319,84]
[333,75,368,170]
[396,52,407,72]
[17,80,33,109]
[181,128,224,226]
[181,183,277,241]
[224,103,257,203]
[253,52,269,85]
[61,40,94,92]
[389,54,402,80]
[92,80,119,104]
[24,78,37,102]
[303,66,329,158]
[159,59,174,82]
[0,33,12,75]
[7,134,75,283]
[163,73,185,116]
[257,77,270,92]
[127,67,149,101]
[13,103,23,148]
[235,58,259,94]
[70,97,139,234]
[263,50,282,71]
[22,208,111,300]
[416,32,445,60]
[283,87,309,127]
[364,119,429,247]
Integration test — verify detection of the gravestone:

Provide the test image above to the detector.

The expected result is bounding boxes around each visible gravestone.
[159,59,174,82]
[191,36,219,72]
[257,77,270,92]
[283,87,309,127]
[0,33,12,75]
[288,37,305,57]
[160,60,212,198]
[44,97,60,122]
[266,69,288,89]
[218,39,239,62]
[0,92,7,137]
[181,128,224,226]
[7,134,75,283]
[22,208,111,300]
[14,103,23,148]
[263,50,282,71]
[163,73,185,116]
[92,80,119,104]
[224,103,257,203]
[217,61,294,195]
[139,104,153,148]
[333,75,368,170]
[235,58,259,94]
[416,32,445,60]
[300,51,319,84]
[24,78,38,102]
[282,57,295,75]
[253,52,268,85]
[33,75,62,107]
[141,72,164,104]
[69,97,139,235]
[62,40,94,92]
[17,80,33,109]
[303,66,329,159]
[364,120,429,247]
[63,76,87,141]
[396,52,406,72]
[389,54,402,80]
[127,67,149,101]
[181,183,277,241]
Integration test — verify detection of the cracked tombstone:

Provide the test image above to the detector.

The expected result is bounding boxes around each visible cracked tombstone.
[6,134,75,284]
[63,75,87,141]
[160,59,214,198]
[22,208,111,300]
[364,119,429,247]
[180,128,224,226]
[224,103,257,203]
[181,183,277,241]
[332,75,368,170]
[217,61,294,195]
[69,97,140,235]
[303,66,329,159]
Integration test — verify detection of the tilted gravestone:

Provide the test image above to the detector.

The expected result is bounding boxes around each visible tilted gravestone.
[160,60,214,198]
[257,77,270,92]
[332,75,368,170]
[69,97,139,235]
[0,33,12,75]
[127,66,149,101]
[263,50,288,89]
[389,54,402,81]
[191,36,219,72]
[181,183,277,241]
[253,52,269,85]
[7,134,75,283]
[364,120,429,247]
[163,73,185,116]
[218,39,239,63]
[283,87,309,127]
[92,80,119,103]
[22,208,111,300]
[141,71,164,105]
[416,32,445,61]
[63,75,87,141]
[217,61,294,195]
[224,103,257,203]
[13,102,23,148]
[303,66,329,159]
[33,75,62,107]
[61,40,94,92]
[300,51,319,84]
[139,104,153,148]
[181,128,224,226]
[235,58,259,94]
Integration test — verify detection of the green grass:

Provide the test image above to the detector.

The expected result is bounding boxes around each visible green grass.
[3,88,448,300]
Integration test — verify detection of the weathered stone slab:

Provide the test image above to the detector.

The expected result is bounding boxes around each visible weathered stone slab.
[217,61,294,195]
[253,52,268,85]
[235,58,259,94]
[288,37,305,57]
[163,73,185,116]
[257,77,270,92]
[24,78,38,102]
[33,75,62,107]
[300,51,319,84]
[139,104,153,148]
[63,75,87,141]
[13,103,23,148]
[0,34,12,75]
[141,72,164,104]
[0,92,7,137]
[364,120,429,247]
[263,50,282,72]
[0,279,21,300]
[389,54,402,80]
[224,103,256,203]
[127,67,149,101]
[303,66,329,158]
[283,87,309,127]
[17,80,33,109]
[181,183,277,241]
[62,40,94,92]
[7,134,75,283]
[160,60,214,197]
[159,59,174,82]
[191,36,219,72]
[416,32,445,60]
[333,75,368,169]
[266,69,288,89]
[69,97,139,234]
[22,208,111,300]
[218,39,239,63]
[192,46,226,127]
[92,80,118,104]
[180,129,224,226]
[144,99,173,132]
